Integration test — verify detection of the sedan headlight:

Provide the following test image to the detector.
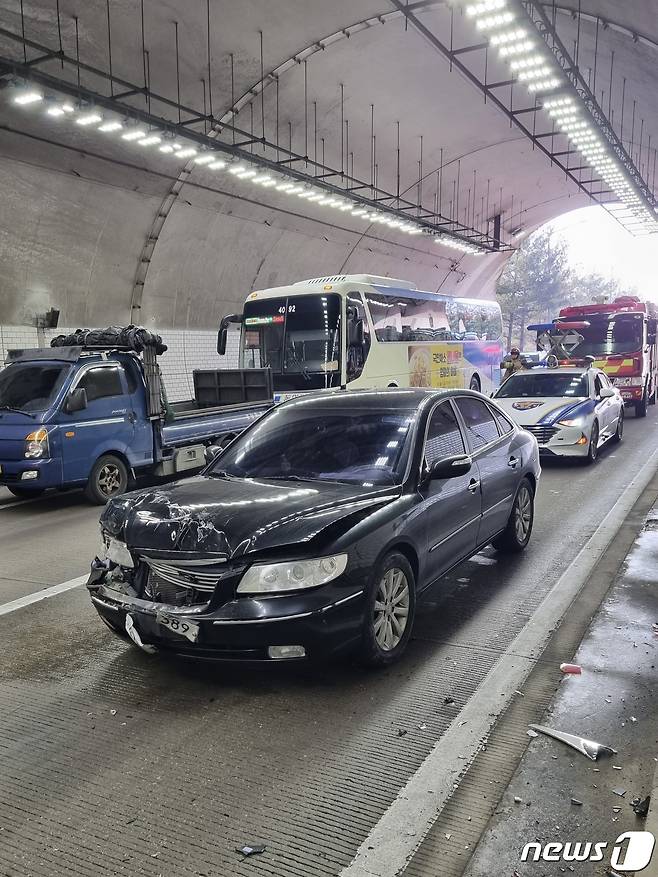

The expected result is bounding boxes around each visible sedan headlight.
[556,417,585,428]
[24,428,49,459]
[237,554,348,594]
[99,528,134,568]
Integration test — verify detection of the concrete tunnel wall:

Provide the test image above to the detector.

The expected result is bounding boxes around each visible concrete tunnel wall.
[0,128,509,332]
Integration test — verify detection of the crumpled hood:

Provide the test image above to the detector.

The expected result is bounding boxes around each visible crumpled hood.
[101,474,398,558]
[495,396,589,426]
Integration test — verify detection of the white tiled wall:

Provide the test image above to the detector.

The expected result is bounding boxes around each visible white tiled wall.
[0,324,240,403]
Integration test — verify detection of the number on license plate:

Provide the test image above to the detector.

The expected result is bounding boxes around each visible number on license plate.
[156,613,199,643]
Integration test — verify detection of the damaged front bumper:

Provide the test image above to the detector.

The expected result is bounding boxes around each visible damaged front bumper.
[87,560,365,661]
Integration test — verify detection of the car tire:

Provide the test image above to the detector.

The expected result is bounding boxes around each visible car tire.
[611,408,624,444]
[358,551,416,667]
[492,478,535,553]
[7,486,45,499]
[583,421,599,464]
[85,455,129,505]
[469,375,481,392]
[635,392,648,418]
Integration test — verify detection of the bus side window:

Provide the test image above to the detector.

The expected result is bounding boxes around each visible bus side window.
[346,295,371,382]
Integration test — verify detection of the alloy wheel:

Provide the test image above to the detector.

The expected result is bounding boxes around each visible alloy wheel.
[98,463,122,497]
[373,567,410,651]
[514,485,533,544]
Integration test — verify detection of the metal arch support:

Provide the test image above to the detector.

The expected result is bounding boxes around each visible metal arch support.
[128,3,448,319]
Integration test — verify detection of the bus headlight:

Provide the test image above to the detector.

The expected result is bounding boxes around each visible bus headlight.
[24,428,50,459]
[237,554,348,594]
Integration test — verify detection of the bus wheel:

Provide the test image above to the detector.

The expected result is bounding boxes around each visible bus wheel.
[469,375,481,392]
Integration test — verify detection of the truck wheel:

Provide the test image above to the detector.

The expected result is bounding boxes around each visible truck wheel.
[85,455,129,505]
[7,487,45,499]
[649,383,656,405]
[635,392,648,418]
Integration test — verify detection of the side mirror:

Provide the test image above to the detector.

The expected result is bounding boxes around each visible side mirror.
[217,313,242,355]
[204,444,222,465]
[428,453,472,481]
[599,387,616,399]
[65,387,88,414]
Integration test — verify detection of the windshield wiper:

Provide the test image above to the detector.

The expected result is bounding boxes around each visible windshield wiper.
[0,405,34,418]
[207,469,232,479]
[261,474,318,483]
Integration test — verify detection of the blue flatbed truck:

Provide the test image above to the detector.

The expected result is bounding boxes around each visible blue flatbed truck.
[0,330,271,504]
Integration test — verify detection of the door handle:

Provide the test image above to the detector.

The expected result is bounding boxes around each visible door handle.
[508,456,519,468]
[467,478,480,493]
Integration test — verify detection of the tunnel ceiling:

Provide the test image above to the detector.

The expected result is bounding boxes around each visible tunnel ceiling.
[0,0,657,328]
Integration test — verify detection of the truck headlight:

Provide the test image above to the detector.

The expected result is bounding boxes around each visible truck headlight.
[237,554,348,594]
[24,428,50,459]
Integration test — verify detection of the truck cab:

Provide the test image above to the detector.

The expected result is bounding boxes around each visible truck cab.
[0,348,154,500]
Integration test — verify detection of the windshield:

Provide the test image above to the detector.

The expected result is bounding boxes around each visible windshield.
[570,313,644,357]
[212,404,414,485]
[241,294,341,390]
[0,362,70,412]
[495,372,588,398]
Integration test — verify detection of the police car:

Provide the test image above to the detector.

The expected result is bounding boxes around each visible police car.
[492,365,624,463]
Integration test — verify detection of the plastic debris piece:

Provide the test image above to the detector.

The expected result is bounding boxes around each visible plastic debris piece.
[630,716,638,723]
[612,765,622,770]
[418,723,428,731]
[632,795,650,817]
[445,832,452,840]
[527,729,539,738]
[110,709,117,716]
[236,844,266,857]
[444,696,455,705]
[514,689,525,697]
[612,788,626,798]
[514,796,522,804]
[570,798,583,806]
[397,729,407,737]
[560,663,582,675]
[528,724,617,761]
[612,808,621,813]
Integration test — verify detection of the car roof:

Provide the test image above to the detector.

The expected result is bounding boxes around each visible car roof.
[513,366,591,375]
[278,387,484,411]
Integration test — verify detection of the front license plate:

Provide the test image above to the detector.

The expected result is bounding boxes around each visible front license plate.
[156,613,200,643]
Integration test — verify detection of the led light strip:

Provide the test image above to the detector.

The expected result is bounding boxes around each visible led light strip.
[6,81,492,255]
[462,0,657,235]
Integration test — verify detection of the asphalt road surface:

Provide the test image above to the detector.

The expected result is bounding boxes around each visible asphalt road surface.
[1,406,657,877]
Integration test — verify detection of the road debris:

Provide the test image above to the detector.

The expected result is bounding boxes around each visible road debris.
[397,729,408,737]
[612,765,622,770]
[527,729,539,738]
[110,709,117,716]
[570,798,583,806]
[559,663,582,675]
[528,724,616,761]
[236,844,266,857]
[632,795,650,817]
[513,796,522,804]
[444,696,455,705]
[612,788,626,798]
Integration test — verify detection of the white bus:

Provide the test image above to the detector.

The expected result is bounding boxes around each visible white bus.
[219,275,504,399]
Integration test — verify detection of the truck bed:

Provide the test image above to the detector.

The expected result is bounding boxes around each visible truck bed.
[162,400,272,447]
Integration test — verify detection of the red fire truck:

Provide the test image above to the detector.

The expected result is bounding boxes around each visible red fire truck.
[557,296,658,417]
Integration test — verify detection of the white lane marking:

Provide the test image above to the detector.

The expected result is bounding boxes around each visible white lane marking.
[341,446,658,877]
[0,575,88,617]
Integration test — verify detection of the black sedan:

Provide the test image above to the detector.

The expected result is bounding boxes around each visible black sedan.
[88,388,540,665]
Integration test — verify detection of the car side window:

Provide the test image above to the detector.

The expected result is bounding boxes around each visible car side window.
[77,366,124,403]
[490,404,514,435]
[600,372,612,388]
[454,397,500,450]
[424,402,466,465]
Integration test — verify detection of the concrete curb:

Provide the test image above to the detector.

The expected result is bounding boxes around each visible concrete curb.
[644,760,658,877]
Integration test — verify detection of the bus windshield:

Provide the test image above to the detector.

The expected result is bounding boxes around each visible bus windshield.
[569,313,644,357]
[241,294,341,390]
